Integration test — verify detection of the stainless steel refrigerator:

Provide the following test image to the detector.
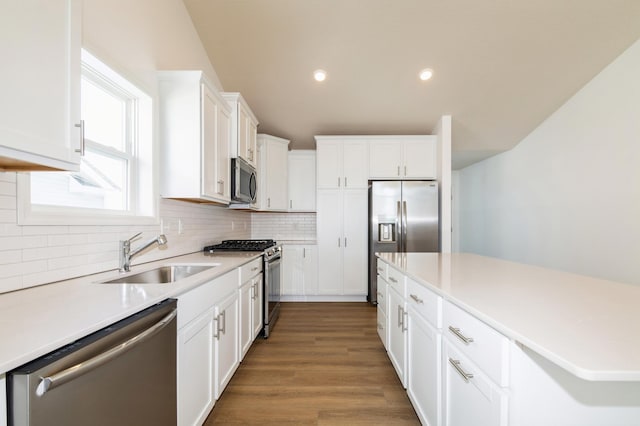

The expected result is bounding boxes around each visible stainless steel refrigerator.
[368,180,439,304]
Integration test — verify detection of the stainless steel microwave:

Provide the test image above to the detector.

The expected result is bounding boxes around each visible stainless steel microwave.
[231,157,257,203]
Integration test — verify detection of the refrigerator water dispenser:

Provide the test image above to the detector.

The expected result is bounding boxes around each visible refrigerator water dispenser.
[378,223,396,242]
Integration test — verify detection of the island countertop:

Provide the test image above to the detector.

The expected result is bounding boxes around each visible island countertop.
[0,251,261,375]
[376,252,640,381]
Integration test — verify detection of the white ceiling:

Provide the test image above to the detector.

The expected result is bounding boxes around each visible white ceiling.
[183,0,640,169]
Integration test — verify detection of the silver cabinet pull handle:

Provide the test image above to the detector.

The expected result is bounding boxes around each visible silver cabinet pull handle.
[402,310,408,332]
[268,197,271,208]
[377,267,383,273]
[74,120,85,155]
[397,165,400,176]
[338,238,341,247]
[377,322,383,330]
[214,314,221,339]
[449,326,474,344]
[404,165,407,176]
[397,305,403,327]
[303,248,306,258]
[449,358,474,382]
[290,200,293,209]
[376,291,383,297]
[389,277,398,283]
[345,177,348,187]
[344,237,347,247]
[36,309,177,396]
[221,310,227,335]
[338,177,341,187]
[410,294,423,304]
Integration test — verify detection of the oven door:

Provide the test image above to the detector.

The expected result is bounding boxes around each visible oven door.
[263,253,281,337]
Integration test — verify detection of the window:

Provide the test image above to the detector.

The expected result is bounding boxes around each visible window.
[18,50,156,225]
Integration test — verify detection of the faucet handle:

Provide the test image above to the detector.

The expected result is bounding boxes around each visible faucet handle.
[125,232,143,243]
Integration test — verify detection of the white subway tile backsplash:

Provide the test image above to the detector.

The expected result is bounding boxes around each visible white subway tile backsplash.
[251,212,316,241]
[0,171,253,294]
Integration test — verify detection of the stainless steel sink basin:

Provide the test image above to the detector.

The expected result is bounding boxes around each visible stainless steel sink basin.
[102,264,217,284]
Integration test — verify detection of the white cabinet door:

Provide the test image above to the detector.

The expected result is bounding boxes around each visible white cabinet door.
[316,140,342,189]
[302,245,318,295]
[282,245,302,295]
[214,292,239,399]
[317,190,344,294]
[201,84,218,199]
[257,134,289,211]
[238,105,250,165]
[403,139,436,179]
[408,311,442,426]
[0,0,82,171]
[342,190,368,295]
[216,102,231,200]
[388,285,408,387]
[239,280,252,360]
[377,307,388,349]
[248,118,258,167]
[442,341,508,426]
[342,141,368,188]
[177,310,215,426]
[369,141,403,178]
[288,151,316,211]
[222,92,258,168]
[252,275,264,339]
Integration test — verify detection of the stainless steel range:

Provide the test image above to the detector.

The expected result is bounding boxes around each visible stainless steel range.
[204,240,282,337]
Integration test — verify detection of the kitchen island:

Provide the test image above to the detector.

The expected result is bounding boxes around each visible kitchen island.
[376,252,640,426]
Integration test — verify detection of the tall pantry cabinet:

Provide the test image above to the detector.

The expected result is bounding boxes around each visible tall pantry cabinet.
[315,137,368,298]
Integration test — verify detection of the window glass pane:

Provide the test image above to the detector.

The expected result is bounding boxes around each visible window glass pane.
[31,151,128,211]
[81,76,126,151]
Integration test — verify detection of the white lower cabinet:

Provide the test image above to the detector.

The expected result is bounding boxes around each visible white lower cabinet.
[177,260,262,426]
[282,244,318,298]
[388,284,408,387]
[213,291,239,399]
[239,258,263,359]
[442,341,508,426]
[408,311,441,426]
[178,310,215,426]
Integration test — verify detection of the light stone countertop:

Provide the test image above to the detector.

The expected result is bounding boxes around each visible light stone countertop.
[0,251,261,375]
[377,252,640,381]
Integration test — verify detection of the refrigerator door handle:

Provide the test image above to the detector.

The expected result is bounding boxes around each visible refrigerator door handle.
[402,201,408,252]
[396,201,402,251]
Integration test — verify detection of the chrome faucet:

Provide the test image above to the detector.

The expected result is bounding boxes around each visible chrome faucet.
[119,232,168,272]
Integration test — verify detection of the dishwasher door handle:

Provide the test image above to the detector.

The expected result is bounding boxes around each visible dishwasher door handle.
[36,308,177,396]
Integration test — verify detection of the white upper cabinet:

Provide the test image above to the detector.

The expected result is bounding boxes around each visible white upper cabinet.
[159,71,232,204]
[256,134,289,211]
[288,150,316,212]
[222,93,259,168]
[0,0,82,171]
[315,137,368,189]
[369,136,437,179]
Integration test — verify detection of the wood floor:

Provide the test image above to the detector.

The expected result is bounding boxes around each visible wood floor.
[204,302,420,425]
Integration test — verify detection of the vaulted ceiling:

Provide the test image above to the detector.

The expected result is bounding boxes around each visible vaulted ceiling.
[184,0,640,168]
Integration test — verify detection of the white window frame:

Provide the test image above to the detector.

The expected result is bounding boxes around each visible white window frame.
[17,49,158,226]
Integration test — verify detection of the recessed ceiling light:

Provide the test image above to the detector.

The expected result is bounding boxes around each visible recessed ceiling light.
[419,68,433,81]
[313,69,327,82]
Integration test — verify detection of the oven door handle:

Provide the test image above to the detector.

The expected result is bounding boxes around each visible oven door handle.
[36,309,177,397]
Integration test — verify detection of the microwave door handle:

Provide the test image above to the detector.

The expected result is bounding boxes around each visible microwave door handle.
[249,172,257,202]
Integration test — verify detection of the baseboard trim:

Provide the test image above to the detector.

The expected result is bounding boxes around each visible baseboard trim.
[280,295,368,302]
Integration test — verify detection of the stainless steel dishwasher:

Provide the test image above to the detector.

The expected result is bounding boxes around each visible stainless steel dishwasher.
[7,299,177,426]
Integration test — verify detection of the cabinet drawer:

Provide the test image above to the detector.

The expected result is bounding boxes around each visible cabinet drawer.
[376,259,388,281]
[407,277,442,329]
[376,275,388,315]
[178,269,239,329]
[240,257,262,283]
[387,266,406,296]
[443,301,509,387]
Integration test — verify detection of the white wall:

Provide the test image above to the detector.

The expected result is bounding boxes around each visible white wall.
[0,0,251,293]
[456,39,640,285]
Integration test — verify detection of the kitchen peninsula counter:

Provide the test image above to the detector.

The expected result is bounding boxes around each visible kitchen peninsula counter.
[0,251,261,375]
[377,252,640,382]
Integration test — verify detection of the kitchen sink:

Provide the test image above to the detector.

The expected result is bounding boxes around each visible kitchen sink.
[102,264,218,284]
